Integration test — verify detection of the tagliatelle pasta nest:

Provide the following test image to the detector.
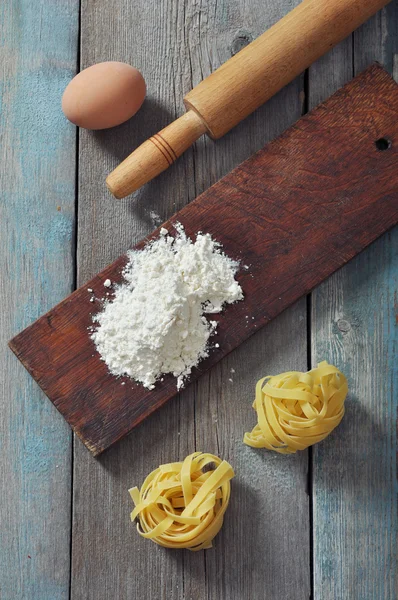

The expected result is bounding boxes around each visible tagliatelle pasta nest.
[129,452,234,550]
[243,361,348,454]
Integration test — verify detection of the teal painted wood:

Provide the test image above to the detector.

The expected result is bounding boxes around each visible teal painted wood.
[310,4,398,599]
[0,1,79,598]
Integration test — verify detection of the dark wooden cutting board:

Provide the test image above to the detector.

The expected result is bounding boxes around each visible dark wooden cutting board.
[9,64,398,456]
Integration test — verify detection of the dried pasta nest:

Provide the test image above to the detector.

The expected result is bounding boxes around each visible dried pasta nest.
[244,361,348,454]
[129,452,234,550]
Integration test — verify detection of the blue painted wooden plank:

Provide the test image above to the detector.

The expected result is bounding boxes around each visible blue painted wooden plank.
[0,1,79,598]
[311,4,398,598]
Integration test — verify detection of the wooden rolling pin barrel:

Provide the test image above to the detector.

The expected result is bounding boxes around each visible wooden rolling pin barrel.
[106,0,391,199]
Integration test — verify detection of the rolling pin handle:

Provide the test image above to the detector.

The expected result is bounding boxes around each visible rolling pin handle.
[106,111,207,199]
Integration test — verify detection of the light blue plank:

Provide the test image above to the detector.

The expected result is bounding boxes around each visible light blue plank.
[311,4,398,598]
[0,1,79,598]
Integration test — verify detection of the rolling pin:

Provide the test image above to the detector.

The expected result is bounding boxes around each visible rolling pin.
[106,0,391,199]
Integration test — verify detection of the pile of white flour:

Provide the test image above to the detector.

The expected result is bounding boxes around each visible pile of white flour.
[91,224,243,390]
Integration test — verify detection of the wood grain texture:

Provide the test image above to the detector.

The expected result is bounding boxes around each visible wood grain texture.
[2,3,395,600]
[107,0,392,198]
[0,0,78,598]
[184,0,391,138]
[9,64,398,457]
[71,1,310,599]
[310,4,398,599]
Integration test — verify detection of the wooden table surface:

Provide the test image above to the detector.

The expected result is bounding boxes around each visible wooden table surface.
[1,1,397,599]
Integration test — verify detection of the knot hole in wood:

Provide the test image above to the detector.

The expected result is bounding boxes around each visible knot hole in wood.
[375,137,392,150]
[230,30,254,56]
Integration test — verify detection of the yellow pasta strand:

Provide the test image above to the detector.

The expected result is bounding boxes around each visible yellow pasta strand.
[129,452,234,550]
[243,361,348,454]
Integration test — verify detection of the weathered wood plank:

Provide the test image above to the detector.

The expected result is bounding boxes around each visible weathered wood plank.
[10,64,398,457]
[0,0,79,598]
[71,0,309,599]
[310,3,398,599]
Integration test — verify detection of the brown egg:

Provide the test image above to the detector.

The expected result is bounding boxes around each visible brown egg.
[62,62,146,130]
